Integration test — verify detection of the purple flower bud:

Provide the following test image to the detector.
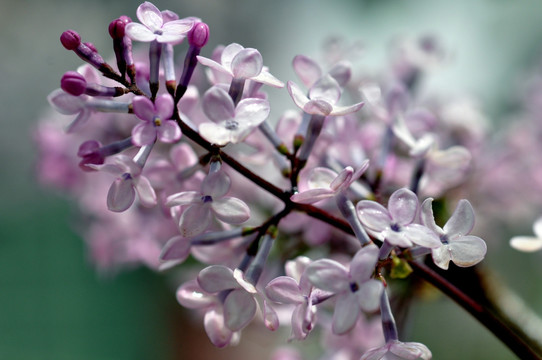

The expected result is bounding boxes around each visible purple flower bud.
[77,140,104,171]
[109,18,127,39]
[61,71,87,96]
[84,42,98,53]
[188,22,209,48]
[118,15,132,24]
[60,30,81,50]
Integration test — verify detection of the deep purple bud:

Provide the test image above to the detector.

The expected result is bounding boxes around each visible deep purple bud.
[188,22,209,48]
[60,30,81,50]
[77,140,104,171]
[61,71,87,96]
[119,15,132,24]
[109,18,127,39]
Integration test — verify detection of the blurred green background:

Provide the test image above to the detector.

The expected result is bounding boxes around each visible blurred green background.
[2,0,542,359]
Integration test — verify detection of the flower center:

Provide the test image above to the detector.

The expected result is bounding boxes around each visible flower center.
[201,195,213,203]
[349,282,359,293]
[153,116,162,126]
[154,29,163,35]
[390,223,401,232]
[225,119,238,130]
[440,234,450,244]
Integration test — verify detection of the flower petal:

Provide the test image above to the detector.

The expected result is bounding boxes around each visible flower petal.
[404,224,441,248]
[349,244,379,283]
[176,279,214,309]
[356,200,392,232]
[131,122,157,146]
[329,101,365,116]
[224,289,257,331]
[212,197,250,224]
[199,122,233,146]
[332,293,360,334]
[203,86,236,123]
[197,56,232,76]
[265,276,304,304]
[132,96,155,121]
[309,75,341,104]
[357,279,383,313]
[431,244,451,270]
[420,198,445,236]
[292,54,322,88]
[204,307,234,348]
[154,94,174,119]
[166,191,200,207]
[107,177,135,212]
[287,81,310,110]
[125,22,156,42]
[510,236,542,252]
[197,265,239,293]
[178,203,212,237]
[306,259,348,293]
[235,98,270,127]
[251,70,284,88]
[388,188,418,225]
[157,120,182,143]
[443,199,475,238]
[307,167,338,190]
[160,235,191,262]
[290,188,335,204]
[231,48,263,79]
[220,43,244,71]
[133,175,157,207]
[136,1,163,31]
[448,235,487,267]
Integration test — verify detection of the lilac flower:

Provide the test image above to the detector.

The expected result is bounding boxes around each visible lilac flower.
[292,54,352,89]
[198,86,270,146]
[360,339,432,360]
[510,217,542,252]
[131,94,180,146]
[90,152,157,212]
[125,2,193,43]
[421,198,487,269]
[305,244,383,335]
[287,74,364,116]
[197,43,284,88]
[166,169,250,237]
[290,161,369,204]
[356,188,441,249]
[265,256,320,340]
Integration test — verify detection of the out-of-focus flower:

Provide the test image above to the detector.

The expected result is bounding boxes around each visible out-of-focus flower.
[510,217,542,252]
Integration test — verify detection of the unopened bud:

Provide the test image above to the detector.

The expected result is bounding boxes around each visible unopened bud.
[188,22,209,48]
[60,30,81,50]
[61,71,87,96]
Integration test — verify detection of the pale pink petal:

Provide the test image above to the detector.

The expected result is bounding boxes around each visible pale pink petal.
[204,307,234,348]
[510,236,542,252]
[349,244,379,283]
[251,70,284,88]
[203,86,236,123]
[231,48,263,79]
[388,188,418,225]
[157,120,181,143]
[431,245,451,270]
[132,96,155,121]
[178,204,212,237]
[154,94,174,119]
[306,259,348,293]
[160,235,191,261]
[443,199,475,238]
[47,89,84,114]
[66,109,91,133]
[136,1,163,30]
[199,122,233,146]
[161,19,193,37]
[156,32,185,44]
[197,265,239,293]
[534,218,542,238]
[357,279,383,312]
[309,75,341,104]
[332,293,360,334]
[220,43,244,70]
[287,81,310,110]
[303,100,333,115]
[449,235,487,267]
[212,197,250,224]
[329,101,365,116]
[357,200,392,232]
[308,167,338,190]
[329,167,353,191]
[224,289,257,331]
[420,198,445,236]
[166,191,200,206]
[134,175,157,207]
[265,276,305,304]
[125,22,156,42]
[235,98,270,127]
[176,279,215,308]
[360,346,389,360]
[131,122,157,146]
[197,56,232,76]
[107,177,135,212]
[202,170,231,198]
[263,300,279,331]
[290,188,335,204]
[389,340,432,359]
[292,55,322,88]
[404,224,441,248]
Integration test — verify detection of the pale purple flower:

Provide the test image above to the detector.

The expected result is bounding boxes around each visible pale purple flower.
[510,217,542,252]
[197,43,284,87]
[131,94,180,146]
[292,54,352,89]
[356,188,440,249]
[166,169,250,237]
[198,86,270,146]
[287,74,364,116]
[290,161,369,204]
[305,244,383,335]
[125,2,193,43]
[421,198,487,269]
[361,339,432,360]
[89,154,157,212]
[265,256,319,340]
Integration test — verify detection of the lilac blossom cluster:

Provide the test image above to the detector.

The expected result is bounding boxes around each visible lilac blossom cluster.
[38,1,542,359]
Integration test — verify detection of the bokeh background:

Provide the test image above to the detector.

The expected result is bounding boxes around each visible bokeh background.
[2,0,542,359]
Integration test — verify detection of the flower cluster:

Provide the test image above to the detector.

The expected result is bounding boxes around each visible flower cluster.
[40,2,542,359]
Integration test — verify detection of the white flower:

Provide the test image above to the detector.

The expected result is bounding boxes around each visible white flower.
[510,217,542,252]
